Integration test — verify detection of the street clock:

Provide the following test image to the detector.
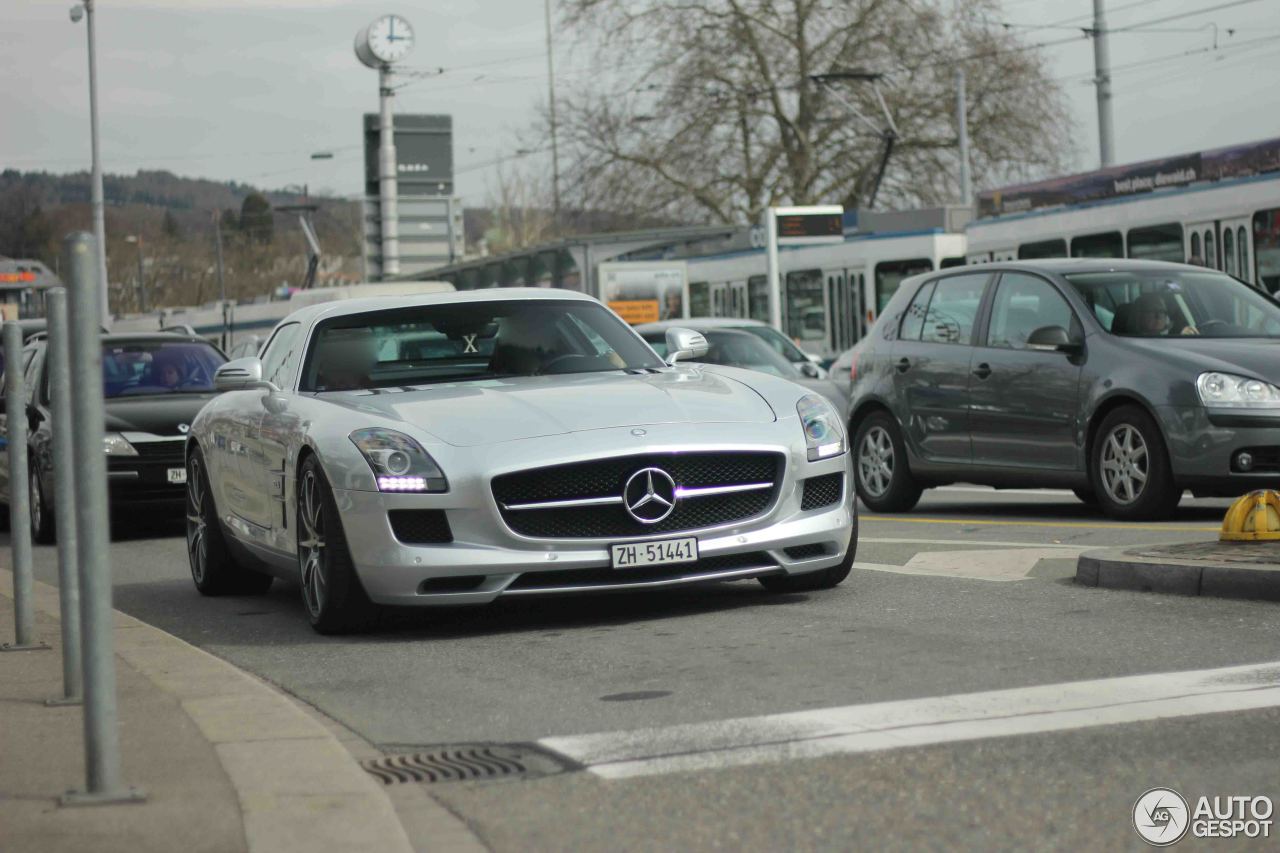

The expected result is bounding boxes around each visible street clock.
[355,15,415,68]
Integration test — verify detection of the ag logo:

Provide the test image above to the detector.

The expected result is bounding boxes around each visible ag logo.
[1134,788,1190,846]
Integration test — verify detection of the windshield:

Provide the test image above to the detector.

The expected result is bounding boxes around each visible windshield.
[301,299,665,392]
[102,341,226,398]
[735,325,810,363]
[692,330,804,379]
[1065,270,1280,339]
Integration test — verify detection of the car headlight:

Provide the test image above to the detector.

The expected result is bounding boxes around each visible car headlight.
[797,394,846,461]
[349,428,448,492]
[103,432,138,456]
[1197,372,1280,409]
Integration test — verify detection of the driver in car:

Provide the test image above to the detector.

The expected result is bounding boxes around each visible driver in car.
[1134,292,1199,336]
[151,349,186,388]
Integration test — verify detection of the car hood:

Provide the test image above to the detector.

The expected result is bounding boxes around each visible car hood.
[1119,337,1280,381]
[104,393,216,435]
[323,369,777,447]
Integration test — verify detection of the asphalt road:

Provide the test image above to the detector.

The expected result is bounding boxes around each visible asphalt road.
[21,487,1280,850]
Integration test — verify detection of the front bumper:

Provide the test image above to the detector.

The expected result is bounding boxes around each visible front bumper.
[1158,405,1280,493]
[332,426,855,606]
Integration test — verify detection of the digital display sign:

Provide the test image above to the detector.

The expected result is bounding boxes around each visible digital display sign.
[364,113,454,197]
[777,212,842,240]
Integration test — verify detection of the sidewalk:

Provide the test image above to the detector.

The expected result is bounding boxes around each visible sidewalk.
[0,568,415,853]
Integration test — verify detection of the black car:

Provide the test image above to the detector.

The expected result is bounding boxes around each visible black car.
[0,332,227,541]
[848,259,1280,520]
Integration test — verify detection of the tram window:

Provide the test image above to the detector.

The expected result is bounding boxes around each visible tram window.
[689,282,711,317]
[1190,232,1202,261]
[747,275,770,322]
[1223,229,1237,276]
[1204,230,1216,269]
[785,269,825,342]
[940,256,967,268]
[1239,226,1249,282]
[1127,223,1183,262]
[1254,209,1280,294]
[874,258,932,314]
[1070,231,1123,258]
[1018,239,1067,260]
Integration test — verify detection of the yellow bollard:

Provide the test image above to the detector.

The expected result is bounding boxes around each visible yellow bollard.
[1220,490,1280,542]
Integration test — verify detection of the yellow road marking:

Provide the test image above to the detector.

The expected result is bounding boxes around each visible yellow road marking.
[861,515,1218,533]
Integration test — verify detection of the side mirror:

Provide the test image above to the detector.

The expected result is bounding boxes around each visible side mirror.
[665,328,709,365]
[799,361,823,379]
[1026,325,1082,354]
[214,357,264,392]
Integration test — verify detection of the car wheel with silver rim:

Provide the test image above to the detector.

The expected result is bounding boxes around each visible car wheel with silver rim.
[853,411,922,513]
[297,454,378,634]
[186,447,272,596]
[1090,405,1179,521]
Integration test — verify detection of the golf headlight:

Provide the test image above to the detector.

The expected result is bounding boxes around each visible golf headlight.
[350,428,447,492]
[1197,372,1280,409]
[103,432,138,456]
[797,394,846,461]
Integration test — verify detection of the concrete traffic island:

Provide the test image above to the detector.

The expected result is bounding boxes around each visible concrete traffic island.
[1077,540,1280,601]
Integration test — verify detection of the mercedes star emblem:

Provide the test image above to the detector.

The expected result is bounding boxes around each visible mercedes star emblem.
[177,423,190,434]
[623,467,678,524]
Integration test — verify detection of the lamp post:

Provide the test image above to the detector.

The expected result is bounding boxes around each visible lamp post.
[70,1,110,329]
[123,235,146,313]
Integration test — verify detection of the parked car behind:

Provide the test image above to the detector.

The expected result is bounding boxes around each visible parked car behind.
[638,326,848,413]
[848,259,1280,520]
[0,332,228,541]
[635,318,827,378]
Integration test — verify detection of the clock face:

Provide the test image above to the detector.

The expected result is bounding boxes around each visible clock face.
[366,15,414,63]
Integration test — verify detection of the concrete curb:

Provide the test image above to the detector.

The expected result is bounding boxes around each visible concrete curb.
[0,568,415,853]
[1076,546,1280,602]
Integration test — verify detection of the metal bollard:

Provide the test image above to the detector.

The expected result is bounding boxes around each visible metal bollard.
[45,289,83,705]
[59,233,144,806]
[0,321,48,653]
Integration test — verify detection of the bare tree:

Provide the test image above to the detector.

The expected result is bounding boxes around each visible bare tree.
[482,163,557,254]
[551,0,1076,224]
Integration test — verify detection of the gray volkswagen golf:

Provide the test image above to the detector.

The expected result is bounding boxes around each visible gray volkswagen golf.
[848,259,1280,520]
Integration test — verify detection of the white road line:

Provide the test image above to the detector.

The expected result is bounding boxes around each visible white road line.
[540,662,1280,780]
[854,547,1079,582]
[859,537,1091,550]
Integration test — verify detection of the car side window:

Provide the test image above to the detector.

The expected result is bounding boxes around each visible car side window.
[898,281,936,341]
[260,323,302,389]
[986,274,1077,350]
[920,274,987,345]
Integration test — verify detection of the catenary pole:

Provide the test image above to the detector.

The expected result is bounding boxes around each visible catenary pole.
[1092,0,1116,167]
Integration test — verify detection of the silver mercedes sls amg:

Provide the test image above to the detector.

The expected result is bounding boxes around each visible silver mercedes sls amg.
[185,289,857,633]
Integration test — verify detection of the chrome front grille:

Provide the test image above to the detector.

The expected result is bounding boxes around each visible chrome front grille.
[491,452,784,539]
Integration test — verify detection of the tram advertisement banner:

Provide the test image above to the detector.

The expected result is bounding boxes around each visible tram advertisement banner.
[978,136,1280,218]
[599,261,688,324]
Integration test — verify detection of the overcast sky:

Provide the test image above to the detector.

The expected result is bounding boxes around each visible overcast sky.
[2,0,1278,209]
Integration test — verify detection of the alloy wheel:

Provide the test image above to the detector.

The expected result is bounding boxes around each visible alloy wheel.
[858,426,894,498]
[299,470,327,618]
[1099,424,1149,505]
[186,456,208,585]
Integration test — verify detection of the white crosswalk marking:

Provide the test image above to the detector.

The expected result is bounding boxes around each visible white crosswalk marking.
[855,547,1079,581]
[540,662,1280,779]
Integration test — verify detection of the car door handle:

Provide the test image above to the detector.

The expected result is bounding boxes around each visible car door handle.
[895,357,911,373]
[972,362,992,380]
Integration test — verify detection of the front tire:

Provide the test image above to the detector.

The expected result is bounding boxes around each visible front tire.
[853,411,923,512]
[297,455,379,635]
[759,517,858,593]
[187,447,273,596]
[30,466,54,545]
[1091,405,1180,520]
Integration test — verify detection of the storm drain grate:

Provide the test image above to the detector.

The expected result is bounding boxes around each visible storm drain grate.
[361,746,533,785]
